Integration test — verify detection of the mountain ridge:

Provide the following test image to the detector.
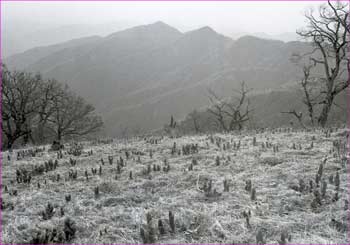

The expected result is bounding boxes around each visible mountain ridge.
[6,21,315,136]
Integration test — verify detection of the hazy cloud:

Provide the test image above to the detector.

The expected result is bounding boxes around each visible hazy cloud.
[2,1,323,34]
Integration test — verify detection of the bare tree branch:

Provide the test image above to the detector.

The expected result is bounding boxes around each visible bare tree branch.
[207,81,252,132]
[294,0,349,127]
[281,110,306,129]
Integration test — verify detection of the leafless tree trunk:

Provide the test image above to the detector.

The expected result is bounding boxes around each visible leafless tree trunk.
[296,0,349,127]
[224,82,252,131]
[188,109,201,133]
[36,79,65,143]
[300,65,316,126]
[47,88,103,142]
[1,65,42,149]
[281,110,306,129]
[207,82,252,132]
[207,89,228,132]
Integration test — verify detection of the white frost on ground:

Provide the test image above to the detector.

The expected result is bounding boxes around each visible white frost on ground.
[1,128,349,244]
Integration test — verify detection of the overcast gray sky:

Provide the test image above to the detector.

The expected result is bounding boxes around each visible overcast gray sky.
[3,1,323,34]
[2,1,328,57]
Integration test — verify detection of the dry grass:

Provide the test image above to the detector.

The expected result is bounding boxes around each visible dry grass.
[1,128,349,244]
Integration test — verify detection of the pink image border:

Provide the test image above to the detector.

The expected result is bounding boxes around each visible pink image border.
[0,0,348,245]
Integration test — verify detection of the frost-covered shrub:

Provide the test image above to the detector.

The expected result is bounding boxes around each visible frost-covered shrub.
[41,202,54,220]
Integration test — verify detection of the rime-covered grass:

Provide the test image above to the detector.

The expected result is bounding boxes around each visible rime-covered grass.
[1,128,349,244]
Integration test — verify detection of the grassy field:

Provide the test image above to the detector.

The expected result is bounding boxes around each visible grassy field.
[1,128,349,244]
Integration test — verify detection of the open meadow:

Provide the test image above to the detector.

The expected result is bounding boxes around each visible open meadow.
[1,127,349,244]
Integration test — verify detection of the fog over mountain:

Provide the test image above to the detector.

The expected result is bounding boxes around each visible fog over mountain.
[2,1,321,58]
[229,32,300,43]
[7,21,326,136]
[1,21,139,58]
[2,21,300,58]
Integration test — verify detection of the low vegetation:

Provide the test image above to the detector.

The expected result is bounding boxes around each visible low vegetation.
[1,127,348,243]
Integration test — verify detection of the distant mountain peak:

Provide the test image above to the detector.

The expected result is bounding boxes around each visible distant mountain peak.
[190,26,217,35]
[150,21,170,27]
[104,21,182,41]
[237,35,263,41]
[183,25,231,43]
[6,21,311,137]
[198,26,216,32]
[144,21,182,33]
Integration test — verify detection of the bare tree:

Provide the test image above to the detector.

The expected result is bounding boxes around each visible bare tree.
[1,65,42,149]
[281,110,306,129]
[188,109,201,133]
[36,79,65,143]
[46,86,103,142]
[295,0,349,127]
[300,64,317,126]
[224,82,253,131]
[282,60,319,128]
[1,65,104,148]
[207,89,228,132]
[207,82,252,132]
[169,115,176,128]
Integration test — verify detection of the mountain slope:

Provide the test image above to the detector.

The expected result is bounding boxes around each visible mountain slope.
[6,22,314,136]
[6,36,102,71]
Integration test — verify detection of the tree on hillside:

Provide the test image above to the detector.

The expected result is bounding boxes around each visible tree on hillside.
[170,115,176,128]
[36,79,65,143]
[188,109,201,133]
[207,89,228,131]
[47,88,103,142]
[223,82,252,131]
[1,64,104,149]
[289,0,349,127]
[1,65,42,149]
[207,81,252,131]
